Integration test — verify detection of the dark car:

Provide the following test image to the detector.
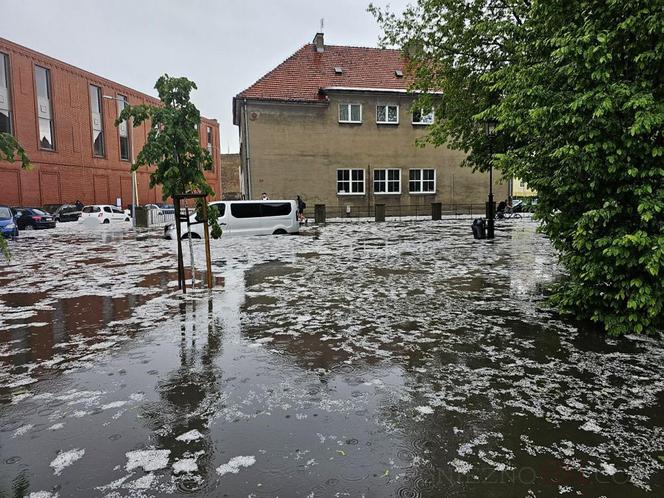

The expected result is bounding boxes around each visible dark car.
[42,204,63,215]
[0,205,18,238]
[53,204,82,222]
[12,207,56,230]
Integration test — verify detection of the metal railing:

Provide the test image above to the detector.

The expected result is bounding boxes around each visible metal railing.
[318,203,487,222]
[146,209,175,227]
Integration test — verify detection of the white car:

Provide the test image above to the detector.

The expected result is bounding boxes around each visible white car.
[164,200,299,239]
[78,205,131,224]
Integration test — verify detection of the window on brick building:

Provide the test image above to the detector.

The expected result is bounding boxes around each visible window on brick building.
[89,85,105,157]
[117,95,130,161]
[374,169,401,194]
[409,169,436,193]
[207,126,213,154]
[35,66,54,150]
[337,168,365,194]
[0,53,12,135]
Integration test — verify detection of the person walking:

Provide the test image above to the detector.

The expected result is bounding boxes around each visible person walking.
[296,195,306,224]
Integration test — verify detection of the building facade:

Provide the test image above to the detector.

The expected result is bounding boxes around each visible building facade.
[0,37,221,207]
[233,33,508,210]
[220,153,242,200]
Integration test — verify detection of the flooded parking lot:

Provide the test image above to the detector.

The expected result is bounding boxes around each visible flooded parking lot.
[1,219,663,497]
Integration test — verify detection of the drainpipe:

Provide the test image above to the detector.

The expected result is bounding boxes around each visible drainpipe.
[241,98,252,199]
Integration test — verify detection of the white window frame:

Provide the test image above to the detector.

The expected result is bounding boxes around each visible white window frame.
[408,168,436,194]
[337,168,365,195]
[376,104,399,124]
[412,109,434,125]
[373,168,401,195]
[338,103,362,123]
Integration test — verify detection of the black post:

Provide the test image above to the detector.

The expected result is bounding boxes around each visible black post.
[485,120,497,239]
[487,160,495,239]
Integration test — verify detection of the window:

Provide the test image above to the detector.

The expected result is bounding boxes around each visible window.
[89,85,105,157]
[103,206,112,213]
[117,95,130,161]
[35,66,54,150]
[374,169,401,194]
[412,109,434,125]
[337,169,365,195]
[376,104,399,124]
[112,207,123,214]
[231,203,261,218]
[261,202,292,217]
[339,103,362,123]
[409,169,436,193]
[206,126,213,154]
[0,53,12,135]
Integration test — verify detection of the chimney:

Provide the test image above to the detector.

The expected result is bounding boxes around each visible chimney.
[313,32,324,53]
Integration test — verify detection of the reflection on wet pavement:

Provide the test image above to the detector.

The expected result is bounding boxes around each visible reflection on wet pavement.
[0,220,663,497]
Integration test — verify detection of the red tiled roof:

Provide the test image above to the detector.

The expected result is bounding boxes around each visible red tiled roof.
[236,43,411,102]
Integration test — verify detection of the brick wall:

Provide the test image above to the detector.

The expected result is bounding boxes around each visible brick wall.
[220,153,241,199]
[0,37,221,207]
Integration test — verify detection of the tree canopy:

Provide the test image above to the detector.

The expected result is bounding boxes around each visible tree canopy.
[373,0,664,335]
[117,74,221,237]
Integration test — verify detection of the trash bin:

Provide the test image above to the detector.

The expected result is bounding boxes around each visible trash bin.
[472,218,486,239]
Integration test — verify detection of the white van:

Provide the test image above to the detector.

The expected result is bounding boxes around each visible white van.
[164,200,299,239]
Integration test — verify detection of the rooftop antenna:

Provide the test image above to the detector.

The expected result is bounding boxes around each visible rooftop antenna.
[320,18,324,33]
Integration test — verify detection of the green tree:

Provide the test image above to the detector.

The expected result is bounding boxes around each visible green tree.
[117,74,221,238]
[373,0,664,335]
[0,132,31,260]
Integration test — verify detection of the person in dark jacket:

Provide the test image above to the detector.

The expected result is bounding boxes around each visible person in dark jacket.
[296,195,306,223]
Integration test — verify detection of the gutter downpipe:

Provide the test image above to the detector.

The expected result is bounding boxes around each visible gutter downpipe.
[241,98,252,200]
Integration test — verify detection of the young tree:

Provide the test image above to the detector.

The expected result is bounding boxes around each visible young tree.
[117,74,220,236]
[373,0,664,334]
[117,75,221,289]
[0,133,31,260]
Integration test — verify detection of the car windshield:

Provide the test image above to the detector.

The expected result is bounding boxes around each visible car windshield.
[0,207,12,219]
[82,206,101,213]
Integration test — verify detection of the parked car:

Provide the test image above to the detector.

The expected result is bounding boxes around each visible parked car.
[164,200,299,240]
[78,205,131,224]
[42,204,63,215]
[0,205,19,238]
[12,207,56,230]
[53,204,82,222]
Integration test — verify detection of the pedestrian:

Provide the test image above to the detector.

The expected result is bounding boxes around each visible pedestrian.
[75,199,83,211]
[261,192,269,200]
[296,195,306,223]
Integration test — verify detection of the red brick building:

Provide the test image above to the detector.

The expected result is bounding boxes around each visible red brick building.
[0,37,221,207]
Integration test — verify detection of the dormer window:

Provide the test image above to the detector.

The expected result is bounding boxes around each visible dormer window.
[395,69,403,78]
[334,66,343,75]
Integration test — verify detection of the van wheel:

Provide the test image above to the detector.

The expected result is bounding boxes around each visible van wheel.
[273,229,288,235]
[181,233,201,240]
[103,219,110,224]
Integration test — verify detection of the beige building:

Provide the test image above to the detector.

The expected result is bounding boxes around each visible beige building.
[233,33,507,212]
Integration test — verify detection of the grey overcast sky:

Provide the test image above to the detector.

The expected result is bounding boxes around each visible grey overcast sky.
[2,0,409,153]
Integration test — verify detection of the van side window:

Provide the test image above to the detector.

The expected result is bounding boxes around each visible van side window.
[262,202,292,217]
[214,203,226,217]
[231,203,262,218]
